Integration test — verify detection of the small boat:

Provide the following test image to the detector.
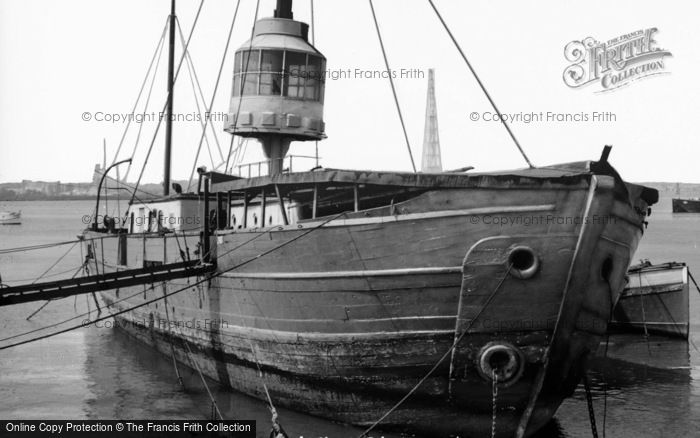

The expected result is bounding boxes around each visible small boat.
[0,210,21,225]
[610,261,689,339]
[672,198,700,213]
[671,183,700,213]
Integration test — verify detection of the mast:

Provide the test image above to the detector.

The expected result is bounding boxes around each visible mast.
[421,69,442,172]
[163,0,176,196]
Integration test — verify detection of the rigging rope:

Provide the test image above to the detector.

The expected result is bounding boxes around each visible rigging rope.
[311,0,319,168]
[223,137,248,174]
[358,263,513,437]
[130,0,206,204]
[25,263,87,321]
[2,265,84,284]
[0,233,146,256]
[221,136,238,173]
[185,0,244,191]
[179,28,217,170]
[161,286,185,389]
[176,18,225,166]
[123,25,169,183]
[30,241,80,285]
[426,0,534,168]
[224,0,261,177]
[367,0,417,173]
[310,0,315,45]
[0,239,82,255]
[110,17,169,166]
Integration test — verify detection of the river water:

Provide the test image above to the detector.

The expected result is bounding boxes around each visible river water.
[0,198,698,437]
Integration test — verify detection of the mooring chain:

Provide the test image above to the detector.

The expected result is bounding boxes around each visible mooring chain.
[491,371,498,438]
[583,373,599,438]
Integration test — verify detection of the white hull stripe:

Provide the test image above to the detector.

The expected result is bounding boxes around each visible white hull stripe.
[219,266,463,279]
[218,204,557,233]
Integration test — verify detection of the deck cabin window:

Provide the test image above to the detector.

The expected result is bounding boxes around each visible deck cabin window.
[233,49,325,102]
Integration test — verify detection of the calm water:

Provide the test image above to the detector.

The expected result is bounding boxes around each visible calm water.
[0,199,699,437]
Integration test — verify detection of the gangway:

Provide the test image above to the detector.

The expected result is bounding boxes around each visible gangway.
[0,260,214,306]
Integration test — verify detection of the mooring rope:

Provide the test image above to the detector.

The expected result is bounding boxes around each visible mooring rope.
[0,239,82,255]
[689,270,700,295]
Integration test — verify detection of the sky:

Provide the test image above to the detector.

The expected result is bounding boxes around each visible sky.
[1,0,699,184]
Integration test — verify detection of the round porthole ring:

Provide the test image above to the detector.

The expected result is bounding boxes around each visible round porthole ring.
[508,245,539,279]
[476,341,525,387]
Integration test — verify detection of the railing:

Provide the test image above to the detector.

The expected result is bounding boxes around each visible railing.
[232,155,320,178]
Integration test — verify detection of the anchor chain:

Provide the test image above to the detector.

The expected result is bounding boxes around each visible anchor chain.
[583,373,599,438]
[491,371,498,438]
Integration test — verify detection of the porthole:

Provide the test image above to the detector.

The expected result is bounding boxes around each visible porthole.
[476,342,525,387]
[508,246,539,279]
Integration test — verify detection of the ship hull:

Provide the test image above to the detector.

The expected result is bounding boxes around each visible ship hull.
[610,263,689,339]
[86,168,653,437]
[672,198,700,213]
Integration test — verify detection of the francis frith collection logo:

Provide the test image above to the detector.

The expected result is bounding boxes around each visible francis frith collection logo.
[563,28,672,92]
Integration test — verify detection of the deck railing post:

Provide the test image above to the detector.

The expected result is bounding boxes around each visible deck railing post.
[260,188,266,227]
[202,175,211,263]
[243,190,249,228]
[354,184,360,212]
[216,192,226,230]
[275,184,289,225]
[226,191,232,228]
